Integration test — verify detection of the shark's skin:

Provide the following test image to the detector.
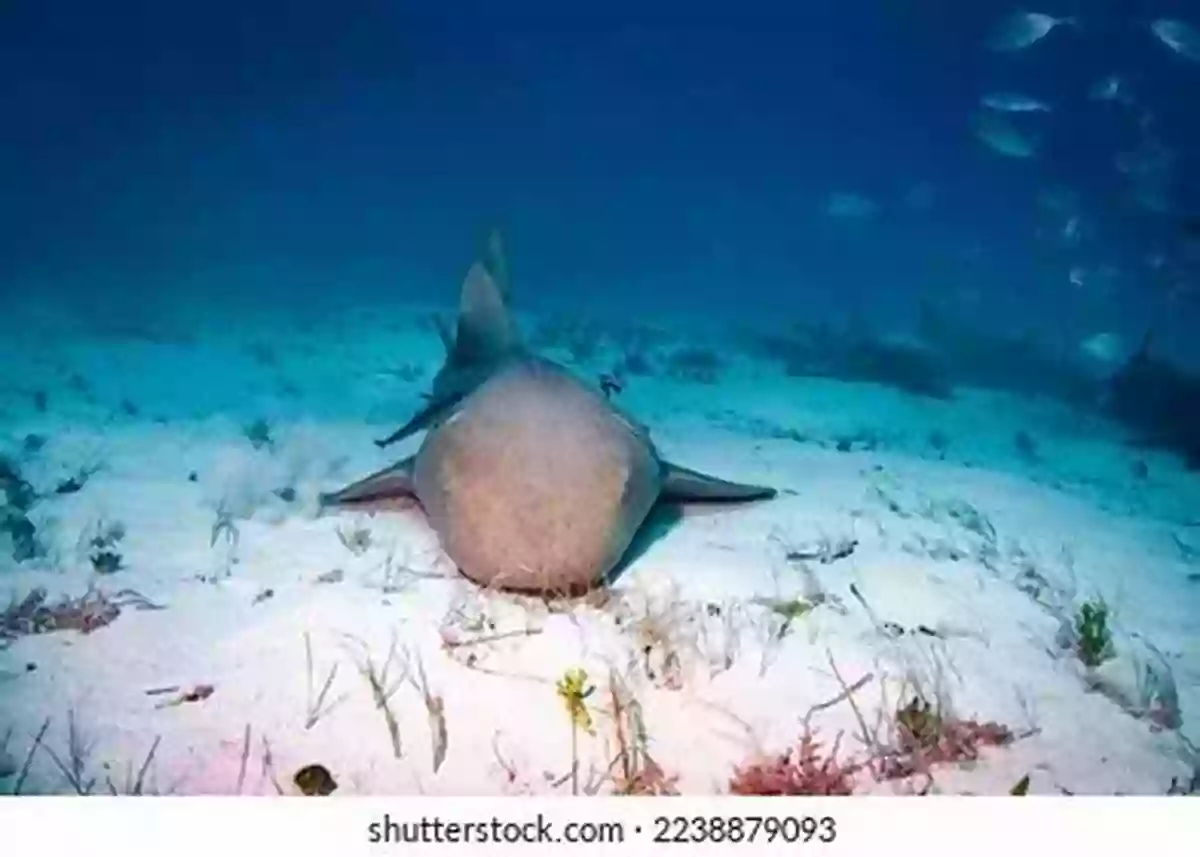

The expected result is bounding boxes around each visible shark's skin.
[321,254,777,595]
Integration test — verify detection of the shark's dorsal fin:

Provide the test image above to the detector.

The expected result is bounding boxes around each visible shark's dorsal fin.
[453,261,519,367]
[376,260,522,449]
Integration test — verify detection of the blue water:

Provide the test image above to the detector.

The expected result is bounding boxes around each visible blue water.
[4,1,1200,800]
[2,0,1197,350]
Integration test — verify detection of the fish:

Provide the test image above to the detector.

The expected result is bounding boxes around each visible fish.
[1150,19,1200,61]
[1088,74,1134,105]
[1080,332,1126,366]
[320,240,777,595]
[973,111,1039,158]
[987,11,1076,52]
[1061,215,1087,246]
[981,92,1052,112]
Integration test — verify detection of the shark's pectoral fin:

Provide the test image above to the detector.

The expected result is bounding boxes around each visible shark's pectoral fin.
[374,392,466,449]
[320,456,418,506]
[659,461,777,503]
[375,260,520,452]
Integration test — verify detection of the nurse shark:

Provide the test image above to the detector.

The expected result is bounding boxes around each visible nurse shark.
[321,245,776,594]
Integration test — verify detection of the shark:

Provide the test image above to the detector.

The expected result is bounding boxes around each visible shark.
[320,244,777,595]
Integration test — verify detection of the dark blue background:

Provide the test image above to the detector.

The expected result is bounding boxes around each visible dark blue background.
[1,0,1196,352]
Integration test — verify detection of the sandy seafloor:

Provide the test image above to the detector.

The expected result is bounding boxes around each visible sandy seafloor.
[1,297,1198,797]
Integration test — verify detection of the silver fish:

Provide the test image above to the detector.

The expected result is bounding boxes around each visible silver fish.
[987,11,1076,52]
[973,111,1039,158]
[1088,74,1134,105]
[1061,215,1089,247]
[981,92,1052,112]
[1080,332,1126,366]
[1151,19,1200,60]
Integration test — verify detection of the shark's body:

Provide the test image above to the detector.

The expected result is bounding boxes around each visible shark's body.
[321,250,776,595]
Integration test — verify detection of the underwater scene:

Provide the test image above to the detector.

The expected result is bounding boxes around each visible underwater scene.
[1,1,1199,797]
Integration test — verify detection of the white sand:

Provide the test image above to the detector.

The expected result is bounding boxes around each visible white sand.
[1,301,1197,796]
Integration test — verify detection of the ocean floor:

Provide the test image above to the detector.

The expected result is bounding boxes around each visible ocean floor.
[1,299,1198,796]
